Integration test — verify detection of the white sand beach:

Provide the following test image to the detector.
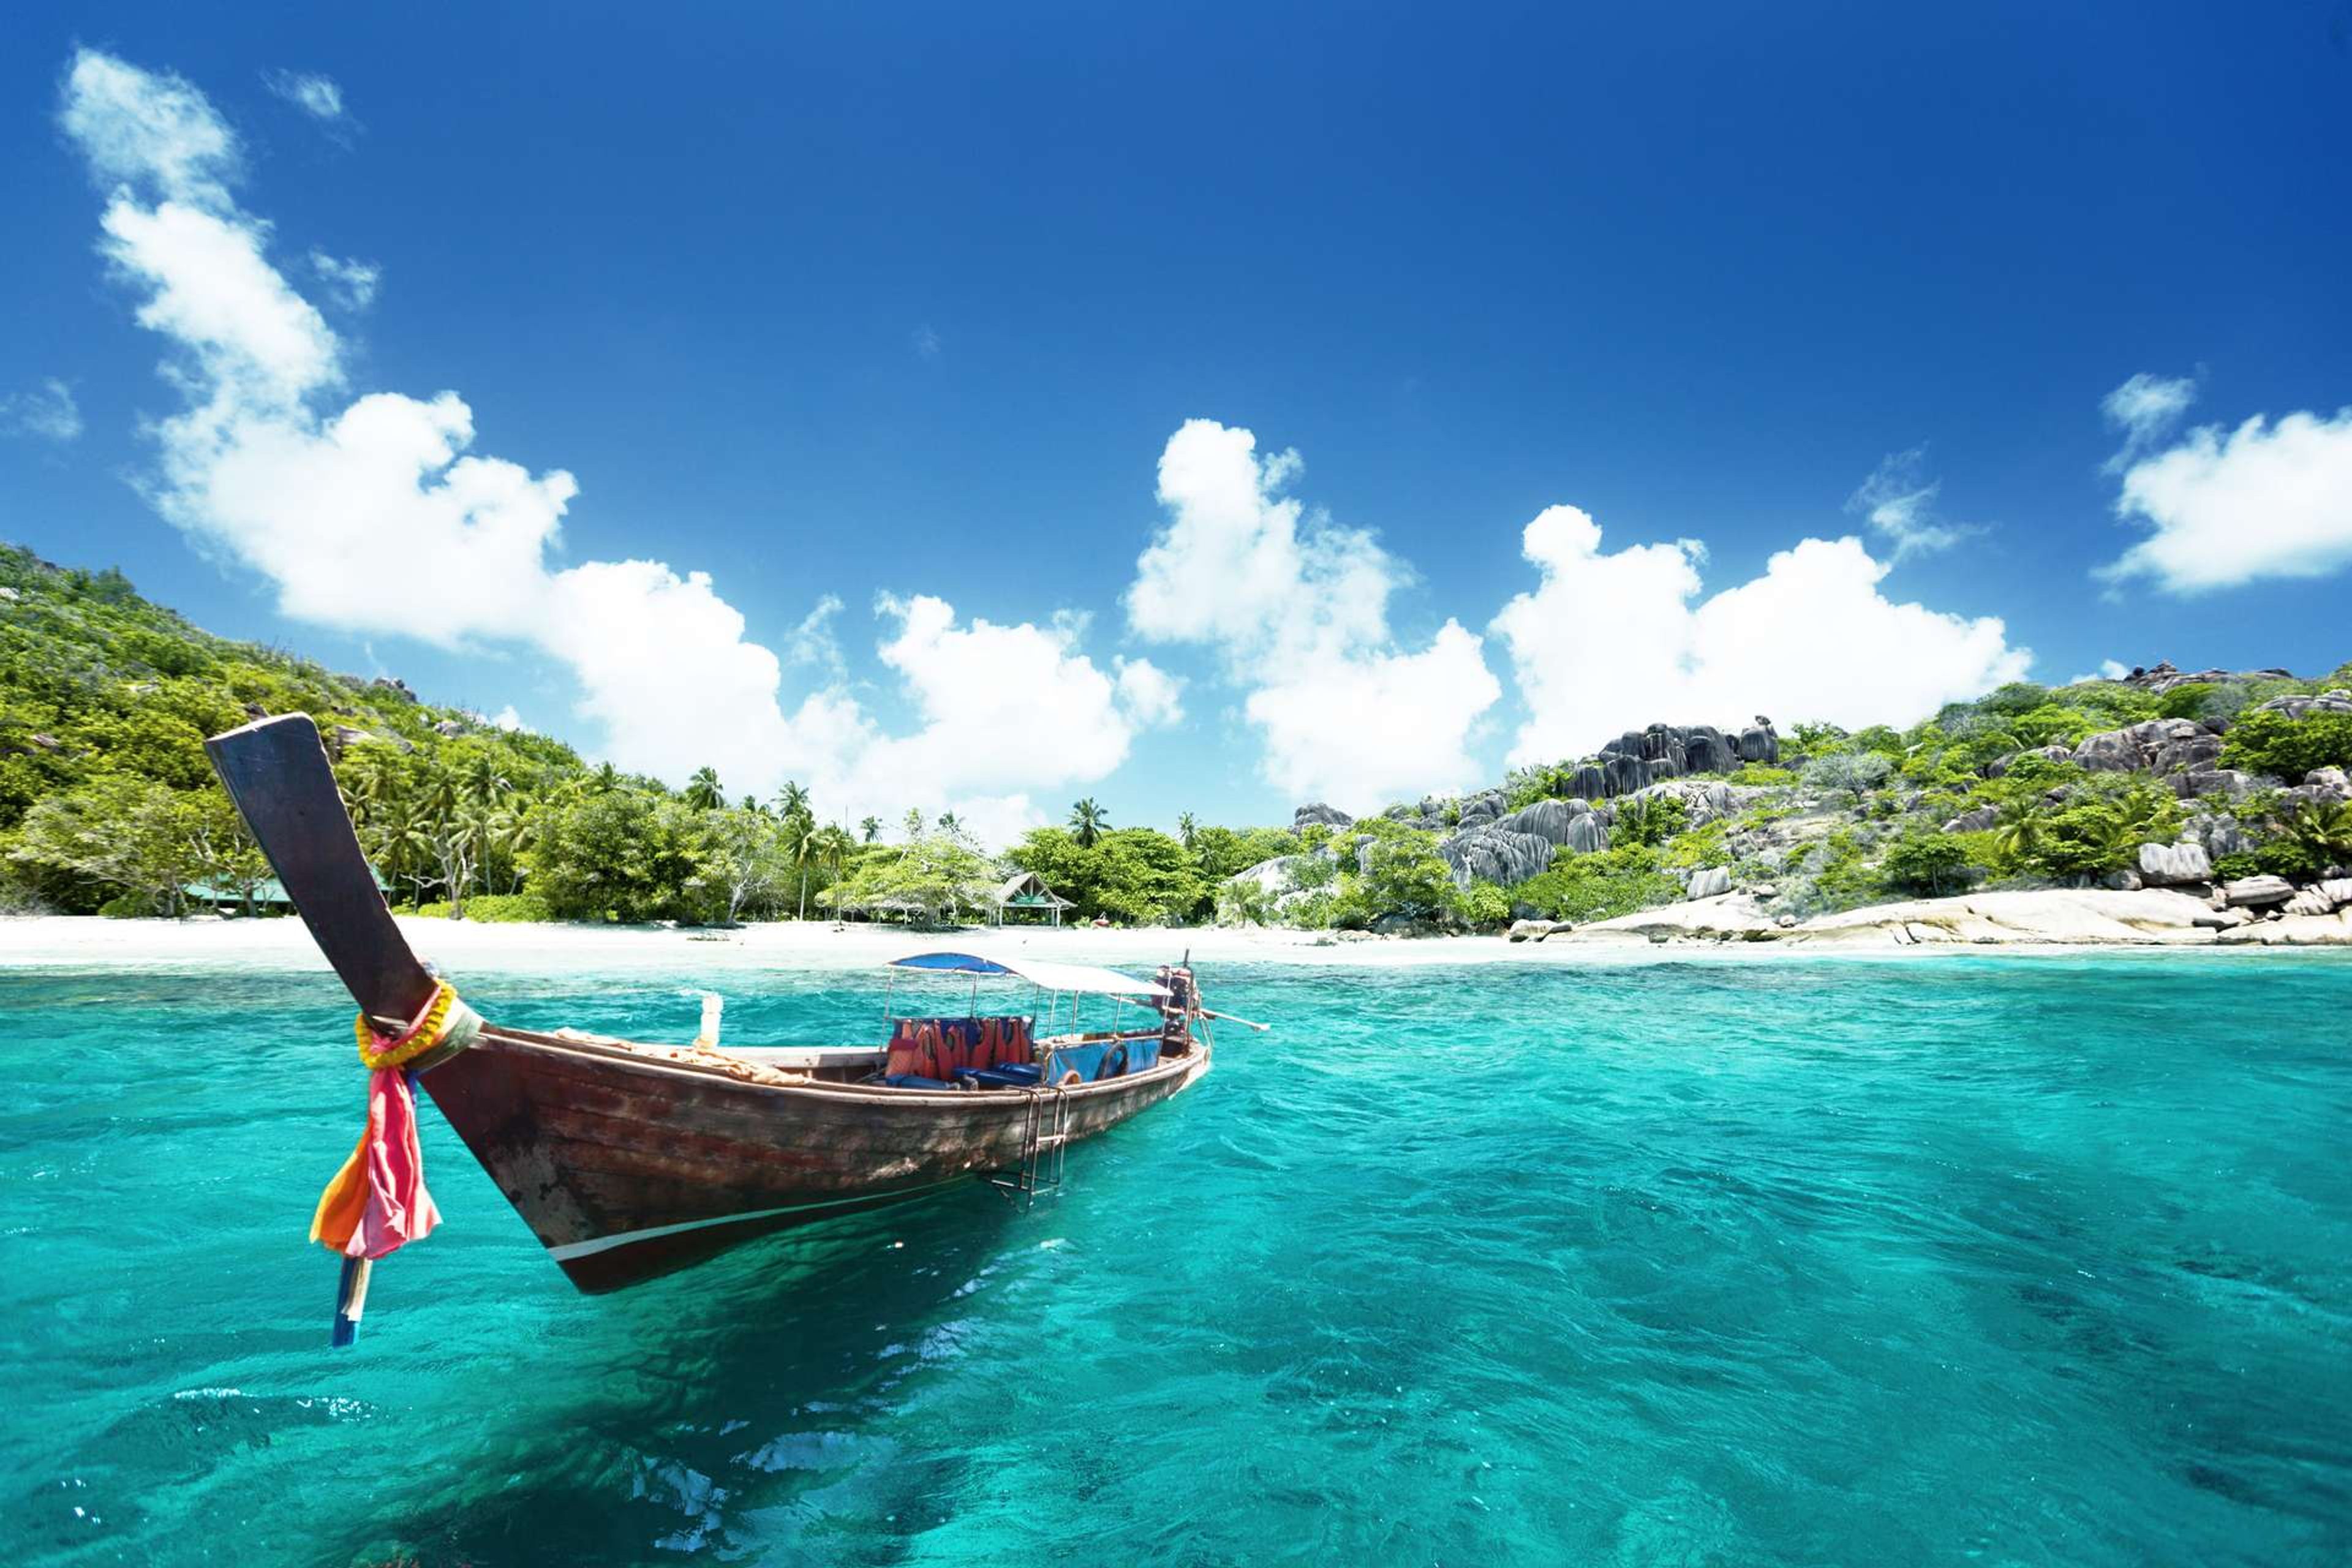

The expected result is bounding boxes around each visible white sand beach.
[2,888,2346,982]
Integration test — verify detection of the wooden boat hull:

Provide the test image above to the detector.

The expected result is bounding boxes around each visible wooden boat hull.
[424,1026,1213,1292]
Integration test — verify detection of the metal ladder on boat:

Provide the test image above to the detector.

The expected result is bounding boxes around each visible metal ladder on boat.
[992,1085,1071,1205]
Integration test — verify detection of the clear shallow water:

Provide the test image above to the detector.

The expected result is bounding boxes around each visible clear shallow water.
[4,954,2350,1567]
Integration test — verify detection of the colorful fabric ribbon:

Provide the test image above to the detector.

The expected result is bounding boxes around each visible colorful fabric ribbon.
[309,981,478,1344]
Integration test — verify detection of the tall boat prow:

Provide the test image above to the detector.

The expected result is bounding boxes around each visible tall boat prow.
[205,714,1233,1305]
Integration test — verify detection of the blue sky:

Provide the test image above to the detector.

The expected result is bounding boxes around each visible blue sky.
[4,3,2350,839]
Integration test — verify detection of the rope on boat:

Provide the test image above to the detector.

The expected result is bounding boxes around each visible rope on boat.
[312,980,481,1346]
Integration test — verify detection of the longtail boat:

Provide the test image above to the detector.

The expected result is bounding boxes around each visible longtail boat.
[205,715,1241,1301]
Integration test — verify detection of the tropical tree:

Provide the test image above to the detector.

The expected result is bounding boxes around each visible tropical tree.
[902,807,925,842]
[684,766,725,812]
[859,815,882,843]
[1069,797,1109,848]
[2279,798,2352,876]
[1991,796,2045,870]
[9,775,216,915]
[774,780,810,820]
[783,809,821,920]
[1177,811,1197,850]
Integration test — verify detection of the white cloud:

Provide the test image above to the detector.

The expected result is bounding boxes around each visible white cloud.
[308,250,380,309]
[61,51,238,207]
[912,325,941,359]
[0,379,83,442]
[59,50,1172,844]
[784,594,847,678]
[1494,503,2030,764]
[2067,660,2131,685]
[1846,447,1976,559]
[264,70,345,124]
[1127,418,1499,809]
[2100,396,2352,594]
[2101,371,2198,470]
[490,705,526,732]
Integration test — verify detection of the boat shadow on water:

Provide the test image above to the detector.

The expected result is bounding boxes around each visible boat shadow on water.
[341,1183,1031,1566]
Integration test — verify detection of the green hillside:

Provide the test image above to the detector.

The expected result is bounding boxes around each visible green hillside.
[4,541,2348,932]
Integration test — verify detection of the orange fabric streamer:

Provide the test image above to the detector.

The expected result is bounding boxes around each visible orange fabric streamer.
[309,1068,442,1259]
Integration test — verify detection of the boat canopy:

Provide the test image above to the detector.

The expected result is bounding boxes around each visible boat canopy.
[888,950,1170,998]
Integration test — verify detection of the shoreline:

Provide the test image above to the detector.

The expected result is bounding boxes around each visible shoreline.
[2,900,2346,979]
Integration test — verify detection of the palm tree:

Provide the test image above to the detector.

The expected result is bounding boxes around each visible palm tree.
[2283,799,2352,870]
[814,823,855,905]
[860,815,883,843]
[456,751,512,810]
[1991,797,2045,870]
[783,812,820,920]
[902,807,925,842]
[341,742,406,826]
[1177,811,1197,850]
[587,761,622,795]
[1069,797,1109,848]
[684,766,725,812]
[774,780,811,821]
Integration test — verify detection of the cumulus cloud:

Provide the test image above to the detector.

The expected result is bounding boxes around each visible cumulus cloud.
[2098,377,2352,594]
[2068,660,2131,685]
[1846,447,1977,559]
[264,69,346,124]
[308,250,380,309]
[59,49,1172,842]
[0,379,83,442]
[1127,418,1499,809]
[1493,503,2030,764]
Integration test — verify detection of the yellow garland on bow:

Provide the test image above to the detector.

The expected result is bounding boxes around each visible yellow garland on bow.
[354,980,463,1071]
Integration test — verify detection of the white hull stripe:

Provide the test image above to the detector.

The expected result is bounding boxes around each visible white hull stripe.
[546,1175,974,1262]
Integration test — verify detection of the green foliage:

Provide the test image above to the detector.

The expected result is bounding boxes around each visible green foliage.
[8,772,259,916]
[414,892,553,922]
[1006,825,1207,925]
[2220,710,2352,781]
[1191,824,1302,883]
[1803,749,1892,803]
[823,834,997,924]
[2261,799,2352,878]
[2155,683,2217,720]
[1455,881,1512,929]
[526,789,715,922]
[1730,764,1797,786]
[1612,794,1689,847]
[1511,846,1681,924]
[1354,829,1456,921]
[1801,829,1888,912]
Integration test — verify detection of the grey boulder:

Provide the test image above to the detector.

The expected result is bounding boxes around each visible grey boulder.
[2137,842,2212,886]
[2222,874,2296,908]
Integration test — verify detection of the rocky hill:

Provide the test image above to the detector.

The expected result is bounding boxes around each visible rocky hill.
[1244,660,2352,944]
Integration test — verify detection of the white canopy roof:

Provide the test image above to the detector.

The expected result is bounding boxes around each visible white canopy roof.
[888,949,1169,998]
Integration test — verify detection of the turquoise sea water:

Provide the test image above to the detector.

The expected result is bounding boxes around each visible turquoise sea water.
[4,954,2351,1567]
